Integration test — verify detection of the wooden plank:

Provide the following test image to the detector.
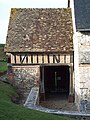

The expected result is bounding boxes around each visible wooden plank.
[47,54,50,63]
[20,55,26,64]
[16,55,20,64]
[31,55,33,64]
[33,55,37,64]
[49,55,53,63]
[12,51,74,55]
[54,54,60,63]
[44,55,48,63]
[60,55,64,63]
[64,55,66,63]
[38,55,42,63]
[42,55,44,63]
[28,56,31,64]
[26,56,28,64]
[11,54,15,64]
[53,55,55,63]
[37,55,38,63]
[70,54,73,63]
[14,55,16,64]
[66,55,70,63]
[20,55,22,63]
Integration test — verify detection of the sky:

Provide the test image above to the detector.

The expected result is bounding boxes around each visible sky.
[0,0,68,44]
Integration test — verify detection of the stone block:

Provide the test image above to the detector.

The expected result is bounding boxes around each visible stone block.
[79,52,90,63]
[12,65,40,90]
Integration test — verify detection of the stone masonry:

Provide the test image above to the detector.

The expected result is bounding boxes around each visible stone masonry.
[5,8,73,53]
[12,65,40,101]
[75,32,90,111]
[12,65,40,88]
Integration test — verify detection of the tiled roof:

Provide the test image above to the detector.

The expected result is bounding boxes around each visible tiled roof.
[5,8,73,52]
[74,0,90,31]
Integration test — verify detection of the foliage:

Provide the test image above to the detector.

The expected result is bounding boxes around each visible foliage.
[0,81,75,120]
[10,8,17,18]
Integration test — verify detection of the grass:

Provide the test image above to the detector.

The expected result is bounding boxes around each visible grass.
[0,81,75,120]
[0,61,7,72]
[0,44,7,72]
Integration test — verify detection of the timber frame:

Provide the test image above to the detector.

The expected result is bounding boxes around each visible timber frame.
[8,51,74,65]
[7,51,74,102]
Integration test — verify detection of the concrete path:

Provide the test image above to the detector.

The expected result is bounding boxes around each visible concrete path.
[24,87,39,107]
[26,105,90,119]
[24,88,90,119]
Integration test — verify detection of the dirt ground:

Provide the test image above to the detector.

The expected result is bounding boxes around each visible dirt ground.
[40,92,78,111]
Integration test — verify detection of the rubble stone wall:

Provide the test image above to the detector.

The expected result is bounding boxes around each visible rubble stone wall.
[12,65,40,92]
[73,33,80,110]
[76,32,90,111]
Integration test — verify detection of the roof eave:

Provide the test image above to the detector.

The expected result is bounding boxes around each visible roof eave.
[76,29,90,32]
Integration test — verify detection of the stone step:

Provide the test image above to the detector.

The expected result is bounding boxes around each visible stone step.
[24,87,39,107]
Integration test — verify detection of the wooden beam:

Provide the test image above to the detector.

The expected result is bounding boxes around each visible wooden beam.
[12,51,74,65]
[42,54,44,63]
[37,54,38,63]
[20,55,26,64]
[14,55,16,64]
[70,54,73,63]
[47,54,50,63]
[26,56,28,64]
[31,55,33,64]
[64,55,66,63]
[53,55,55,63]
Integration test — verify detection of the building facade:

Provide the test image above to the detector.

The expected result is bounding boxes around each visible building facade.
[5,0,90,111]
[72,0,90,111]
[5,8,74,103]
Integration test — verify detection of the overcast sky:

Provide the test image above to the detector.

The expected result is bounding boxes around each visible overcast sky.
[0,0,68,44]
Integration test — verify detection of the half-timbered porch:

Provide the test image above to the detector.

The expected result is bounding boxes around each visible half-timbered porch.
[5,8,74,107]
[7,51,74,102]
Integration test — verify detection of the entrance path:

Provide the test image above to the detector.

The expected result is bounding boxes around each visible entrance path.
[24,87,39,107]
[40,93,78,111]
[24,90,90,119]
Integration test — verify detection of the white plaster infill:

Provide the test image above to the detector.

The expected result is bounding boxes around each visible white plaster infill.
[24,87,39,107]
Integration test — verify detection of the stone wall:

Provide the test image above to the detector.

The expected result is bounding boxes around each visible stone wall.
[12,65,40,89]
[75,32,90,111]
[5,8,73,52]
[73,33,80,110]
[78,32,90,64]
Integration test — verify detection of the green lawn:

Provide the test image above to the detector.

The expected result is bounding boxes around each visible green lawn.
[0,81,75,120]
[0,44,7,72]
[0,61,7,72]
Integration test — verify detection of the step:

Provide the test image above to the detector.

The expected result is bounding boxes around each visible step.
[24,87,39,107]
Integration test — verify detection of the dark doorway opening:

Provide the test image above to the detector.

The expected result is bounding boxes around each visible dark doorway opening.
[40,65,75,109]
[44,65,70,98]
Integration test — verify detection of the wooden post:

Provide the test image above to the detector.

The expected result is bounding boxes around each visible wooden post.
[68,65,74,103]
